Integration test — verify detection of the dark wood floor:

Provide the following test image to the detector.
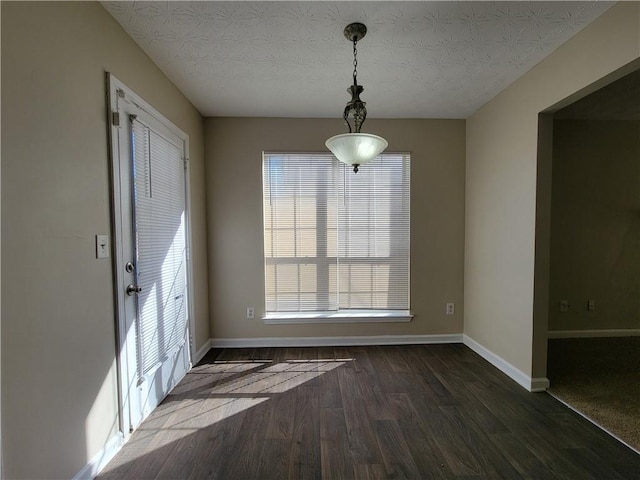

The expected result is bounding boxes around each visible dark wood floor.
[98,344,640,479]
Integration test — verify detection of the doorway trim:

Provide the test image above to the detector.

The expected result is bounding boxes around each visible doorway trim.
[106,72,196,437]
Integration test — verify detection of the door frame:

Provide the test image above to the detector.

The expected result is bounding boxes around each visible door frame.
[106,73,196,436]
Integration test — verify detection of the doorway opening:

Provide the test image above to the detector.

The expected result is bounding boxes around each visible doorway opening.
[540,66,640,451]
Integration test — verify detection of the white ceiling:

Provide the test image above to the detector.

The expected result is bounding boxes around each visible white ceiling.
[102,1,614,119]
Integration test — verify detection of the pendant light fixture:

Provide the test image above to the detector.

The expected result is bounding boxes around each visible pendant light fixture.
[326,23,388,173]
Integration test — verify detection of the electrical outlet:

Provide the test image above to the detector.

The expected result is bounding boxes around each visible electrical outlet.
[246,307,255,319]
[587,299,595,312]
[559,300,569,312]
[446,303,455,315]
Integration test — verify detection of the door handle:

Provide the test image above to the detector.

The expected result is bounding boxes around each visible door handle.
[126,284,142,296]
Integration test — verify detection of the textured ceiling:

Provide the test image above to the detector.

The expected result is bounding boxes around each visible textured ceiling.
[102,1,614,119]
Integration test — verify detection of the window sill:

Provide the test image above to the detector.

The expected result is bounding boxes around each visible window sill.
[263,310,413,324]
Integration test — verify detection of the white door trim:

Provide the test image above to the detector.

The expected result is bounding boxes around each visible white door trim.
[106,73,196,436]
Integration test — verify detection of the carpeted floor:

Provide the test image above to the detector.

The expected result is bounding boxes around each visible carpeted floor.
[547,336,640,452]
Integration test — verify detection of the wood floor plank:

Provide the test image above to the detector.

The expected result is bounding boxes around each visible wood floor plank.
[257,438,289,480]
[489,433,562,480]
[352,463,387,480]
[385,393,452,479]
[265,387,296,439]
[337,364,384,465]
[286,347,321,388]
[403,438,453,480]
[182,396,254,480]
[213,395,272,479]
[421,407,484,477]
[356,371,396,421]
[115,398,205,480]
[517,430,604,480]
[348,346,377,375]
[209,432,261,480]
[419,368,461,406]
[317,347,342,409]
[288,386,321,480]
[378,345,412,372]
[98,344,640,480]
[320,408,350,480]
[439,405,524,479]
[374,419,421,479]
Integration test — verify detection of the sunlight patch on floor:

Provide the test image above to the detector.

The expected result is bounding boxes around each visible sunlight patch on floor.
[111,358,352,464]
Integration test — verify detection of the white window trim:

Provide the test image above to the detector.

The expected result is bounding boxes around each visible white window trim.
[263,310,413,324]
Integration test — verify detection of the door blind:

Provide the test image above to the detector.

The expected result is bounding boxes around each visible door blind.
[131,120,188,374]
[263,152,410,313]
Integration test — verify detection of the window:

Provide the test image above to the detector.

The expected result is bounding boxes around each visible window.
[263,152,410,320]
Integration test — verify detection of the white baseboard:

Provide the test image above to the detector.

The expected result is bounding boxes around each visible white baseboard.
[193,338,212,364]
[530,377,551,392]
[72,432,124,480]
[211,334,463,349]
[462,335,549,392]
[548,329,640,339]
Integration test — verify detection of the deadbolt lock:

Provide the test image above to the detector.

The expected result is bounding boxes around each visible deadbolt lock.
[126,284,142,296]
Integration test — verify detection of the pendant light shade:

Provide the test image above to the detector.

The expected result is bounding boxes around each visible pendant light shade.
[325,133,388,172]
[327,23,387,173]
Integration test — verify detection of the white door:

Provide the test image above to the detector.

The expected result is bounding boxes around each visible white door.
[108,75,192,433]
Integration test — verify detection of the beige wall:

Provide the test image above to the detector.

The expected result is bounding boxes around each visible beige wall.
[1,2,208,479]
[465,2,640,380]
[205,118,465,339]
[549,120,640,332]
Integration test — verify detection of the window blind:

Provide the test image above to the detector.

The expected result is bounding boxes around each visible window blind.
[132,120,188,374]
[263,152,410,313]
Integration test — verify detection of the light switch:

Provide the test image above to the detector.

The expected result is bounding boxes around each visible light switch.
[96,234,110,259]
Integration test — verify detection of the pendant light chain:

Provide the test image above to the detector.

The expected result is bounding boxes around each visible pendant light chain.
[352,38,358,84]
[346,34,366,135]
